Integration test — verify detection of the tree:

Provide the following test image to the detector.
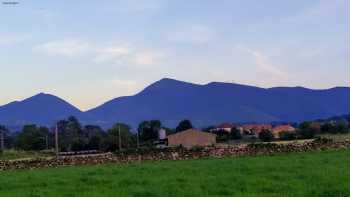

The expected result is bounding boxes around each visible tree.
[16,125,48,150]
[298,122,315,139]
[321,123,336,134]
[138,120,161,142]
[162,127,175,136]
[202,126,215,133]
[176,119,193,132]
[107,123,134,151]
[84,125,106,151]
[39,126,50,150]
[84,125,104,139]
[71,139,86,151]
[230,127,242,140]
[87,135,104,150]
[279,131,296,141]
[56,116,87,151]
[214,129,230,142]
[258,129,274,142]
[335,121,349,134]
[0,125,8,153]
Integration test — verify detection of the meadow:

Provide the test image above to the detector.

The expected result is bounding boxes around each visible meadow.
[0,150,53,161]
[0,150,350,197]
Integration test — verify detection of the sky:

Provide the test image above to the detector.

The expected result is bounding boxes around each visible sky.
[0,0,349,110]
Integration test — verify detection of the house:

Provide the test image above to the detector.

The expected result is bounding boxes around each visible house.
[242,124,272,136]
[310,122,322,133]
[272,125,296,138]
[211,123,236,133]
[167,129,216,148]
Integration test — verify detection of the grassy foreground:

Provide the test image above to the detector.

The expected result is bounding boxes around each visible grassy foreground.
[0,150,53,161]
[1,150,350,197]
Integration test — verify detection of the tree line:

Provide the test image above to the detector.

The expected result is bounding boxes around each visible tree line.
[206,121,350,142]
[1,117,349,152]
[0,117,194,152]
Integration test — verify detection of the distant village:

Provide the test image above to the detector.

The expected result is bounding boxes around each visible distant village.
[155,119,348,149]
[161,122,301,148]
[1,115,349,154]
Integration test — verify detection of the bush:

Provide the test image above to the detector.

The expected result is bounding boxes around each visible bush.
[259,130,274,142]
[230,128,242,140]
[214,130,230,142]
[335,123,349,134]
[71,139,86,151]
[191,146,204,152]
[279,131,296,141]
[297,128,315,139]
[314,137,333,144]
[248,143,278,149]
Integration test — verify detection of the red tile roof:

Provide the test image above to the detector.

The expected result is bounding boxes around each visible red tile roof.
[217,123,235,129]
[242,124,272,133]
[272,125,296,133]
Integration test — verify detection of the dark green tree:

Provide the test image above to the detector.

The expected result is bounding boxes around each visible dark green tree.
[214,129,230,142]
[202,126,215,133]
[16,125,48,150]
[84,125,106,151]
[87,135,104,150]
[56,116,86,151]
[0,125,9,153]
[298,121,315,139]
[335,121,349,134]
[279,131,296,141]
[176,119,193,132]
[258,129,274,142]
[138,120,161,142]
[230,127,242,140]
[107,123,134,151]
[71,139,86,151]
[321,123,335,134]
[164,127,175,136]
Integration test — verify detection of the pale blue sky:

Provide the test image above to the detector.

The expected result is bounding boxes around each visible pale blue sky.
[0,0,349,110]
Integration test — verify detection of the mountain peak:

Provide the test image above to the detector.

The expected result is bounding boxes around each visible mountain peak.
[36,92,49,96]
[139,78,199,94]
[159,77,177,82]
[0,92,83,127]
[156,78,191,85]
[24,92,62,102]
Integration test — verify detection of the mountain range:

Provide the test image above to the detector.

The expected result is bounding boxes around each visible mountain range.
[2,78,350,130]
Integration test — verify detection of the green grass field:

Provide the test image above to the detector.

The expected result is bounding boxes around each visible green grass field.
[0,150,53,161]
[1,150,350,197]
[318,133,350,142]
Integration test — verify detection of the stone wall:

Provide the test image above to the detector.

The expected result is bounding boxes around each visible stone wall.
[1,139,350,171]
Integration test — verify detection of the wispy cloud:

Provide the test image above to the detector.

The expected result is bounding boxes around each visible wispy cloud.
[93,45,131,64]
[237,46,289,79]
[33,40,92,57]
[108,0,164,15]
[168,25,216,44]
[33,39,165,66]
[132,51,164,66]
[285,0,349,24]
[0,34,31,46]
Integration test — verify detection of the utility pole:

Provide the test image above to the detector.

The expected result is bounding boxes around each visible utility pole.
[136,130,140,149]
[118,124,122,151]
[0,130,4,151]
[45,134,49,150]
[55,124,59,158]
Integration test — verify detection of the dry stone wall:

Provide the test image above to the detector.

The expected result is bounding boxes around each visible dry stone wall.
[1,139,350,171]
